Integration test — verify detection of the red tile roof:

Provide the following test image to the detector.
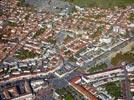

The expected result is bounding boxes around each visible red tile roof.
[70,76,97,100]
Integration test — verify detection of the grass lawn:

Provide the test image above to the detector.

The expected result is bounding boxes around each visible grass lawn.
[111,50,134,66]
[7,20,17,27]
[88,63,108,73]
[64,0,134,8]
[128,13,134,23]
[65,94,74,100]
[15,49,39,60]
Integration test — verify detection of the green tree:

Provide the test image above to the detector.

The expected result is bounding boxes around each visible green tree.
[105,82,121,99]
